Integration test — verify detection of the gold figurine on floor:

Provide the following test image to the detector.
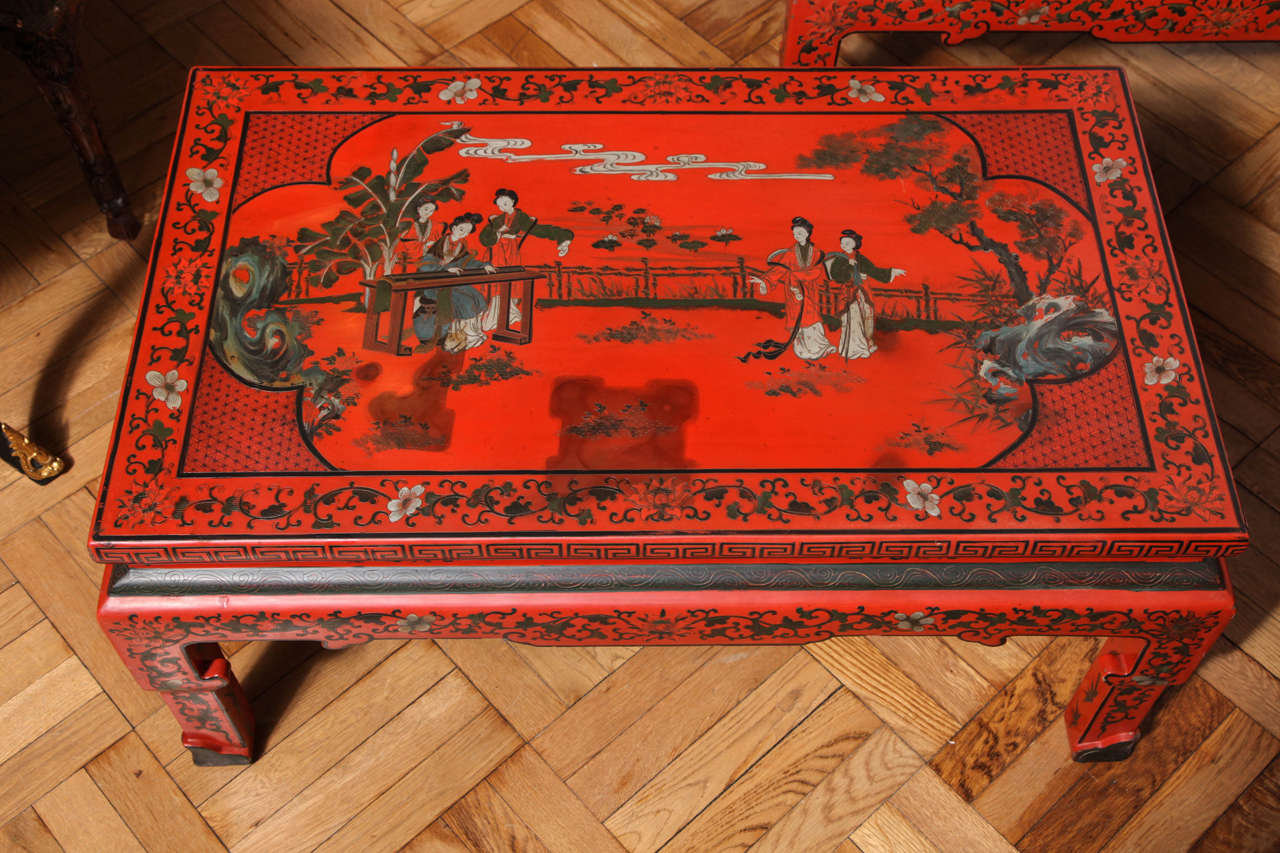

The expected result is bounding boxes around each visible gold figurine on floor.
[1,422,66,483]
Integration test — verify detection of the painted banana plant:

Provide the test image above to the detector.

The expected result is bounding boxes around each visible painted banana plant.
[294,124,472,291]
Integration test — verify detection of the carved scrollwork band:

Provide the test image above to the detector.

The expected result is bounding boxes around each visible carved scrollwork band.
[107,558,1224,597]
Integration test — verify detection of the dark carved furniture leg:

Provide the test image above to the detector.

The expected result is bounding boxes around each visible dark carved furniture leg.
[1065,611,1231,762]
[0,2,141,239]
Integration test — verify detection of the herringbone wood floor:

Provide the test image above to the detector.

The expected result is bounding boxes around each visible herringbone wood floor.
[1,2,1279,851]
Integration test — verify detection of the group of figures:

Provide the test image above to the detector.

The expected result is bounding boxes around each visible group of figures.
[745,217,905,363]
[409,188,573,353]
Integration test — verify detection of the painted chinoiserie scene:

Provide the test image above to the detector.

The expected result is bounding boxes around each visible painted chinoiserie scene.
[90,69,1245,563]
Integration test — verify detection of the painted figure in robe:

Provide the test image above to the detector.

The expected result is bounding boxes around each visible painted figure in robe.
[746,216,834,361]
[412,212,496,353]
[823,228,906,359]
[477,188,574,330]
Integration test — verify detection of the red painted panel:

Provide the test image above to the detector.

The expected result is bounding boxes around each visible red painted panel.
[90,68,1245,565]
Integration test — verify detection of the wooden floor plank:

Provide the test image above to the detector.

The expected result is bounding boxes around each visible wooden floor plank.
[0,807,63,853]
[605,653,838,853]
[851,804,943,853]
[930,637,1100,803]
[890,767,1018,853]
[660,689,880,853]
[807,637,961,757]
[233,670,487,853]
[199,641,452,845]
[437,638,568,740]
[34,770,145,853]
[1189,750,1280,853]
[1100,711,1279,853]
[566,646,795,820]
[532,645,715,777]
[486,746,626,853]
[1017,676,1236,853]
[970,708,1087,843]
[85,733,225,853]
[1197,639,1280,741]
[0,694,129,826]
[0,585,42,650]
[314,706,522,852]
[750,726,921,853]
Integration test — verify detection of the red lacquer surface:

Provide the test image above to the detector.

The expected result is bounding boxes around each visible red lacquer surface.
[784,0,1280,66]
[90,67,1245,566]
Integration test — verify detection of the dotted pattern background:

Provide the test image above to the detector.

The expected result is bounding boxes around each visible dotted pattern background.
[994,354,1149,468]
[183,356,323,473]
[949,111,1092,213]
[230,112,387,210]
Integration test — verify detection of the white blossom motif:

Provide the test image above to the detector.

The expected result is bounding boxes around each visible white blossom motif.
[1092,157,1129,184]
[439,78,482,105]
[1017,5,1049,24]
[145,369,187,410]
[396,613,437,632]
[894,611,936,631]
[714,227,735,238]
[387,484,425,521]
[903,478,941,517]
[185,167,223,202]
[1144,356,1181,385]
[848,77,885,103]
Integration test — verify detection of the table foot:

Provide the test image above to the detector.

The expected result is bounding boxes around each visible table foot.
[189,746,253,766]
[1073,737,1138,763]
[1065,611,1230,762]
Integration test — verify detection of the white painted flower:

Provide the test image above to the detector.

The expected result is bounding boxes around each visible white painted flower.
[644,214,662,227]
[903,478,941,517]
[848,77,885,103]
[1018,5,1049,24]
[145,369,186,410]
[387,484,425,521]
[396,613,436,632]
[714,227,735,237]
[1144,356,1181,385]
[1092,157,1129,184]
[439,78,482,105]
[185,167,223,202]
[894,611,936,631]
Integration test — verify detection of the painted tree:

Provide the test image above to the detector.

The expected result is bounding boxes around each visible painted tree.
[294,124,471,290]
[797,115,1085,305]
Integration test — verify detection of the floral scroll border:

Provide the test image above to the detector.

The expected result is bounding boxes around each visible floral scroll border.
[95,68,1243,558]
[787,0,1280,66]
[105,600,1228,748]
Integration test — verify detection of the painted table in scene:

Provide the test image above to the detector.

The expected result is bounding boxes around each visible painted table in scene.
[91,67,1245,766]
[360,268,548,355]
[783,0,1280,66]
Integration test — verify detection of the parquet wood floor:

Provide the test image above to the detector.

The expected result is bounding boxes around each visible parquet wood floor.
[1,2,1278,850]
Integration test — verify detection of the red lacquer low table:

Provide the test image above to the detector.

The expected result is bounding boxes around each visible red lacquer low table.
[784,0,1280,66]
[92,66,1246,766]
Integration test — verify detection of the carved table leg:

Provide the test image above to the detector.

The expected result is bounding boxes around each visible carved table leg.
[0,4,141,240]
[159,646,255,765]
[98,598,255,764]
[1065,610,1231,762]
